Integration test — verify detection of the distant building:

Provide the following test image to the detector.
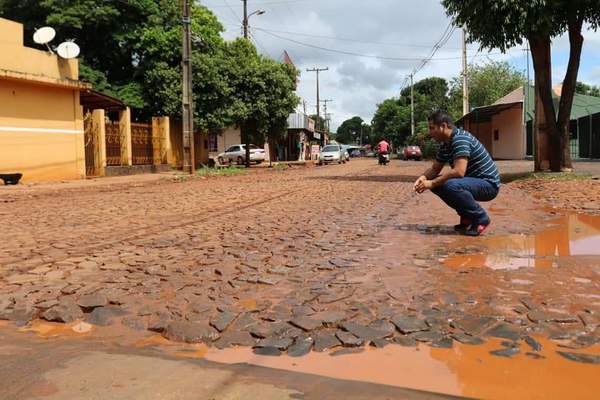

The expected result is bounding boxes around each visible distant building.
[457,86,600,160]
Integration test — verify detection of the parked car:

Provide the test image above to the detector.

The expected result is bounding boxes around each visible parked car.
[350,149,362,158]
[319,144,345,165]
[403,145,422,161]
[365,151,376,157]
[217,144,266,165]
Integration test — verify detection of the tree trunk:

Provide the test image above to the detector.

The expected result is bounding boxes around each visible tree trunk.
[529,34,559,172]
[556,14,585,171]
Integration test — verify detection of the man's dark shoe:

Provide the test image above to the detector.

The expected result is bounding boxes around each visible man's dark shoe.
[464,220,491,237]
[454,218,471,232]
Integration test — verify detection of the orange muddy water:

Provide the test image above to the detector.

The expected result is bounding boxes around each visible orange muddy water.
[444,213,600,269]
[144,337,599,400]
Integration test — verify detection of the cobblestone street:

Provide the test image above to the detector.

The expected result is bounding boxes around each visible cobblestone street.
[1,159,599,399]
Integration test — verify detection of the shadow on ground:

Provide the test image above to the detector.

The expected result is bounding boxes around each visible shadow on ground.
[396,224,461,236]
[311,175,421,183]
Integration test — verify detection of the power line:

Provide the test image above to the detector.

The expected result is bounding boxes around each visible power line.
[251,26,478,50]
[399,23,457,94]
[206,0,318,8]
[221,0,243,24]
[248,30,272,58]
[253,27,498,62]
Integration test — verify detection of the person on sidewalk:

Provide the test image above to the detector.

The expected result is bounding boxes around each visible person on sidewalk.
[413,110,500,236]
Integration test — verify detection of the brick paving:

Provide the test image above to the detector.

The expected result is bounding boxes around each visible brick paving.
[0,159,598,361]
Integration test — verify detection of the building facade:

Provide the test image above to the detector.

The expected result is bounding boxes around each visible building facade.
[0,17,91,181]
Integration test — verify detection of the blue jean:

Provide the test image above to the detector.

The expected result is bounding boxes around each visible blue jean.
[431,178,499,224]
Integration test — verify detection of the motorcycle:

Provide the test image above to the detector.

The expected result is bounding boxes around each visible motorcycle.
[378,152,389,166]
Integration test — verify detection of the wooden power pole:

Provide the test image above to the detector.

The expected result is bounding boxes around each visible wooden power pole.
[306,67,328,146]
[182,0,194,174]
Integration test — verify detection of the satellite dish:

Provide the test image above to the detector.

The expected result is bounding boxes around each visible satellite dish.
[33,27,56,45]
[57,41,80,59]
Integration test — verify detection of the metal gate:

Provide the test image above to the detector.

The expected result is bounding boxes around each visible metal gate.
[131,122,153,165]
[106,121,121,166]
[84,113,98,176]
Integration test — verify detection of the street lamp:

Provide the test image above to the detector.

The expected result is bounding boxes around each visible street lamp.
[242,1,266,167]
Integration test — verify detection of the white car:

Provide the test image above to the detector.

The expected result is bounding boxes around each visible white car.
[218,144,266,165]
[319,144,345,165]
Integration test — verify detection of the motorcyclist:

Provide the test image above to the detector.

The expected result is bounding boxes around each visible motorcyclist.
[377,138,390,165]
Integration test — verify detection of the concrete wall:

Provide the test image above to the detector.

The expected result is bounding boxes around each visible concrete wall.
[216,127,242,153]
[0,17,86,182]
[491,107,525,159]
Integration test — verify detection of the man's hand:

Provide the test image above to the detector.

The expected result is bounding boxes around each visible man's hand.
[414,177,433,193]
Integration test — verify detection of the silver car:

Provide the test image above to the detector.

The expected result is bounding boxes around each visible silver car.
[218,144,266,165]
[319,144,345,165]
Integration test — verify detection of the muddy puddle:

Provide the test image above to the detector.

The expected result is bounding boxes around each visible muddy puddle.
[444,213,600,269]
[137,337,600,400]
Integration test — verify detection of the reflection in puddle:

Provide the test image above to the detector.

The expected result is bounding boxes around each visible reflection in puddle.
[194,338,600,400]
[20,320,94,338]
[444,213,600,269]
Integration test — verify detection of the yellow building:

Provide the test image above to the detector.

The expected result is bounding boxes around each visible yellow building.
[0,17,90,182]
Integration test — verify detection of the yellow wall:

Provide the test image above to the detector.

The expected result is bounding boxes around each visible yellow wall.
[0,80,85,181]
[0,18,78,81]
[0,17,86,182]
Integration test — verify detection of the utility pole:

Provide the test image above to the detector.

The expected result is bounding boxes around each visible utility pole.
[360,125,363,146]
[242,0,248,39]
[242,0,250,167]
[306,67,328,146]
[462,27,469,116]
[321,99,333,138]
[410,73,415,137]
[241,0,265,167]
[182,0,194,174]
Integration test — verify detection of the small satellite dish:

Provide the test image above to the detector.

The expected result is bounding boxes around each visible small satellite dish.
[57,41,80,59]
[33,27,56,45]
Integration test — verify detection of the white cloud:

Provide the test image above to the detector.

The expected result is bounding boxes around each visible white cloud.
[203,0,600,129]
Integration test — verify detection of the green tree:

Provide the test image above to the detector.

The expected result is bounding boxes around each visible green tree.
[443,0,600,171]
[575,81,600,97]
[221,39,299,164]
[336,116,371,145]
[447,61,526,119]
[0,0,225,120]
[1,1,299,147]
[372,77,449,146]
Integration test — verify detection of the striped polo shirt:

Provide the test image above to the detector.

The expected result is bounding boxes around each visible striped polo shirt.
[436,128,501,188]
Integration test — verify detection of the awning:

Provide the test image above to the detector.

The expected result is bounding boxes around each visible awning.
[457,101,522,125]
[80,88,126,111]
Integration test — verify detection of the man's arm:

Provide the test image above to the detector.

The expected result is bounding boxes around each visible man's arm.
[421,160,445,180]
[413,160,444,191]
[415,157,468,193]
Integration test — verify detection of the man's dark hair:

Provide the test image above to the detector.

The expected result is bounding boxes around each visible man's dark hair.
[428,110,454,127]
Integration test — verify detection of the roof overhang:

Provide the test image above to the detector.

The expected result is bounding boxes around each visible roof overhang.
[457,101,522,125]
[0,68,91,90]
[80,88,126,111]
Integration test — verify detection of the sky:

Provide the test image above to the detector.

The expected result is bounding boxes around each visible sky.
[201,0,600,131]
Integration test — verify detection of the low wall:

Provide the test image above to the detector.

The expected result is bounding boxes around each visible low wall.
[104,164,170,177]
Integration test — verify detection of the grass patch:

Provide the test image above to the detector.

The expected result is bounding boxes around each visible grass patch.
[195,167,247,177]
[502,171,593,184]
[271,163,290,172]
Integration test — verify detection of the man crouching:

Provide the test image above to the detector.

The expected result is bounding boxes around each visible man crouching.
[413,110,500,236]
